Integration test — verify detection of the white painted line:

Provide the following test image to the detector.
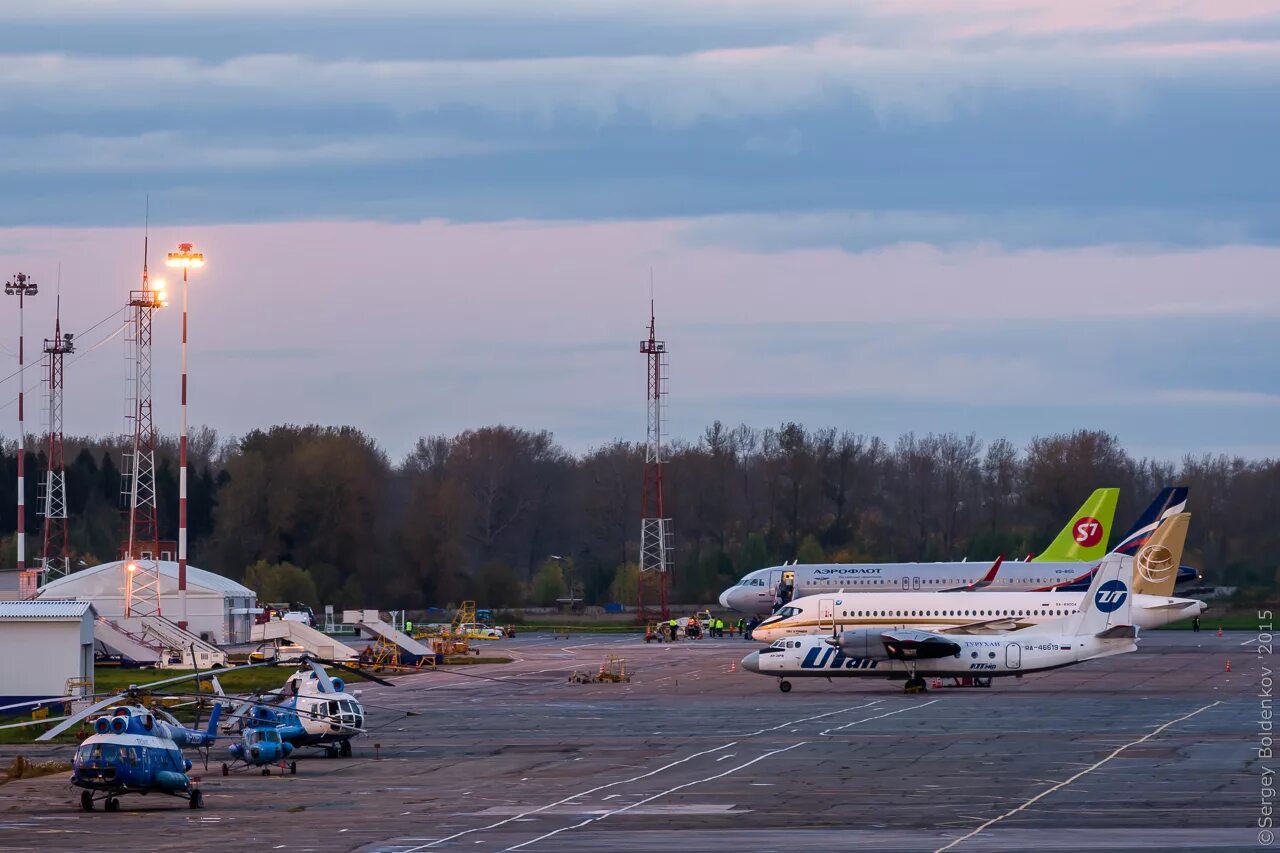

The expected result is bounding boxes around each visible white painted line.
[819,700,940,736]
[399,742,738,850]
[501,742,810,851]
[932,700,1222,853]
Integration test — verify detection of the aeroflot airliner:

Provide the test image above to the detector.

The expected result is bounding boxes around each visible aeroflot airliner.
[719,487,1193,615]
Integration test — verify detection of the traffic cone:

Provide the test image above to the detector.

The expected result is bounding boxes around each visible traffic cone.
[1217,626,1223,638]
[729,661,737,673]
[1226,659,1232,673]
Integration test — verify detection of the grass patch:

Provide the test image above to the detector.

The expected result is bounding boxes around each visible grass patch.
[1156,614,1266,631]
[443,656,513,666]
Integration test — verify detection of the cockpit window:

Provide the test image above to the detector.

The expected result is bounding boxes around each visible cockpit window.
[776,606,800,618]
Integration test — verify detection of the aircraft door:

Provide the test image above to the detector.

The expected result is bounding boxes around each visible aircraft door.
[1006,643,1022,669]
[818,599,835,631]
[901,577,910,590]
[913,576,921,590]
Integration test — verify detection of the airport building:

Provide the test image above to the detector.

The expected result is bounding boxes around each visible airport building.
[0,599,96,705]
[37,560,258,645]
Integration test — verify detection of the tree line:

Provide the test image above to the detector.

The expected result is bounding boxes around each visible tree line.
[1,424,1276,608]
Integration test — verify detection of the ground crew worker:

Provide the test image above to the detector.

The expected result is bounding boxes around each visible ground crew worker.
[668,617,679,642]
[714,617,723,638]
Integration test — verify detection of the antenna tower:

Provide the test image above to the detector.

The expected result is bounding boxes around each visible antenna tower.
[39,297,74,582]
[638,299,671,621]
[122,228,167,617]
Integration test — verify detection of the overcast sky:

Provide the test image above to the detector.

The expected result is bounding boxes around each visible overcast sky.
[0,0,1277,461]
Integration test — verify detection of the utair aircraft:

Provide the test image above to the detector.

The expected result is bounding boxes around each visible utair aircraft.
[719,487,1195,615]
[740,531,1147,693]
[751,512,1200,643]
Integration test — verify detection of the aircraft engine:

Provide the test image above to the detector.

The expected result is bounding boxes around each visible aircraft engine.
[109,716,128,734]
[94,717,111,734]
[880,629,962,660]
[830,628,896,659]
[330,677,345,693]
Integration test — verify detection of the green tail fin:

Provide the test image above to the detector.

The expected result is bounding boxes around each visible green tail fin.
[1032,487,1119,563]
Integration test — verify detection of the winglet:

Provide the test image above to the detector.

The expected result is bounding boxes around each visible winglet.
[942,555,1003,592]
[1032,488,1119,563]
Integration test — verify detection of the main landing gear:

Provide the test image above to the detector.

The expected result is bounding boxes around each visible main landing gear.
[80,791,121,812]
[778,679,792,693]
[903,677,929,694]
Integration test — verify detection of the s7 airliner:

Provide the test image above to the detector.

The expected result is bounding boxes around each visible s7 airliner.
[719,487,1192,615]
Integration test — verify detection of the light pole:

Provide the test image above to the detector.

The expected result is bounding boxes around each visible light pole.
[549,554,580,609]
[5,273,37,580]
[165,243,204,629]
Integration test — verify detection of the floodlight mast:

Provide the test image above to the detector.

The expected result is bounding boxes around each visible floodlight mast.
[4,273,37,597]
[165,242,204,630]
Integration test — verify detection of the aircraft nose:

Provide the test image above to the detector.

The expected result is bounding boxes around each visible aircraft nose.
[741,651,760,673]
[718,588,733,609]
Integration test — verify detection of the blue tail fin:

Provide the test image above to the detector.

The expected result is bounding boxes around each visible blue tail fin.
[205,703,223,737]
[1112,487,1189,556]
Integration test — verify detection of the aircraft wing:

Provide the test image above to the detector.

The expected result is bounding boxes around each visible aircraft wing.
[934,616,1023,634]
[940,556,1004,593]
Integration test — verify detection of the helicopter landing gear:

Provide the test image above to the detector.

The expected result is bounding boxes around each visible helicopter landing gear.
[261,767,271,776]
[324,746,338,759]
[188,789,204,809]
[221,763,230,777]
[778,679,792,693]
[289,762,297,775]
[339,740,352,758]
[104,797,120,812]
[80,790,95,811]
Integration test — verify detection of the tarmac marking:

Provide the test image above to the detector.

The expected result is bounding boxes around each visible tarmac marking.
[500,742,810,851]
[399,701,874,850]
[397,741,738,850]
[931,699,1223,853]
[818,700,940,736]
[730,700,883,737]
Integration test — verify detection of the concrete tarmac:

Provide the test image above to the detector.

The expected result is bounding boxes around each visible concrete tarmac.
[0,630,1264,852]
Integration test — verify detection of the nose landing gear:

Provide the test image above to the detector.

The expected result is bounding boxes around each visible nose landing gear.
[778,679,792,693]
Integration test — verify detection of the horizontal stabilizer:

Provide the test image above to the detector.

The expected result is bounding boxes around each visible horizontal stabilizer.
[1095,625,1137,639]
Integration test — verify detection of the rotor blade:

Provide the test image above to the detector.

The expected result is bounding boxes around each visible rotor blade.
[36,692,128,741]
[303,656,396,687]
[0,695,78,715]
[0,714,74,731]
[303,658,335,694]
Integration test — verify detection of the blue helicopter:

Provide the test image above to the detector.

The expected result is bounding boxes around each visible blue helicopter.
[221,703,299,776]
[66,702,221,810]
[219,657,393,761]
[0,665,266,811]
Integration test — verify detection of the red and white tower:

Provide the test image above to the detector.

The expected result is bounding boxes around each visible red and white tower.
[165,242,204,630]
[5,272,38,598]
[638,300,672,621]
[122,243,167,618]
[39,299,74,582]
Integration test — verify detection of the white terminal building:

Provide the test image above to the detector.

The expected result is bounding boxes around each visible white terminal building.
[38,560,258,645]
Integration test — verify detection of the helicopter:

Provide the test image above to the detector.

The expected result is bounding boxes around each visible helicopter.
[0,667,259,812]
[220,657,393,759]
[222,703,298,776]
